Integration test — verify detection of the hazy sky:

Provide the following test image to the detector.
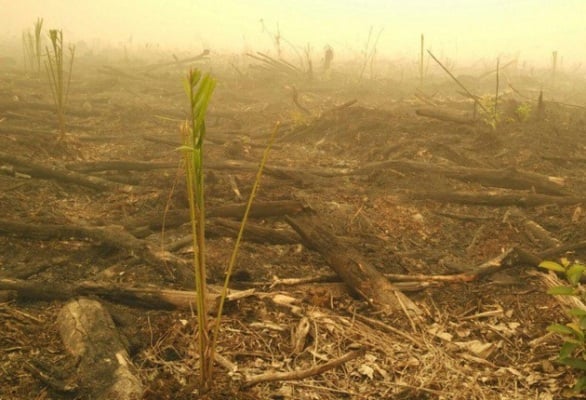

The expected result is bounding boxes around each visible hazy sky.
[2,0,585,65]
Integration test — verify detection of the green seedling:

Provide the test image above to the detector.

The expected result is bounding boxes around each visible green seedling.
[45,29,75,135]
[475,95,500,129]
[180,69,279,392]
[540,258,586,392]
[514,102,533,122]
[180,69,216,391]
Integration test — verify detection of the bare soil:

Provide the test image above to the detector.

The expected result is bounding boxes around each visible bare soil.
[1,50,586,399]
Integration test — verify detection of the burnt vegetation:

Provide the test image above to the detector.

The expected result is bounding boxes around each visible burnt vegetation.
[1,26,586,399]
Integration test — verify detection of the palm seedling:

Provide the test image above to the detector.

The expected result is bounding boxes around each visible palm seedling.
[45,29,75,136]
[180,69,216,391]
[180,69,279,392]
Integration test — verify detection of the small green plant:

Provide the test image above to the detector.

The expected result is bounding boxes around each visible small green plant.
[180,69,216,391]
[514,102,533,122]
[539,258,586,392]
[45,29,75,135]
[478,95,500,129]
[180,69,280,392]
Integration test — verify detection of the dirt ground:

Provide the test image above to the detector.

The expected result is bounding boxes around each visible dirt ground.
[1,46,586,399]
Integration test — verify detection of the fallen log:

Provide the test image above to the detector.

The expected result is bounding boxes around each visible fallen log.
[0,219,195,287]
[141,49,210,72]
[407,190,584,207]
[210,218,299,245]
[0,278,253,311]
[355,160,566,195]
[66,160,177,172]
[0,256,67,279]
[0,151,132,192]
[415,108,476,124]
[515,239,586,266]
[385,248,518,284]
[0,99,95,117]
[57,298,143,400]
[205,160,348,179]
[285,212,421,315]
[504,209,562,248]
[125,199,307,233]
[168,219,299,251]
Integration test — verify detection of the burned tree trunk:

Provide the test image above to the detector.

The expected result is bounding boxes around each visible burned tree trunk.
[286,213,420,316]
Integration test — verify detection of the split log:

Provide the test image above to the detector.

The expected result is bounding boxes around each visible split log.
[407,190,584,207]
[285,212,421,316]
[57,298,143,400]
[355,160,566,195]
[0,151,132,192]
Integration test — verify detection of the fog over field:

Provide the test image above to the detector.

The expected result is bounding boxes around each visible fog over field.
[1,0,585,66]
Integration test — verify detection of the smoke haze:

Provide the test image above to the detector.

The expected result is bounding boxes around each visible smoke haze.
[2,0,585,66]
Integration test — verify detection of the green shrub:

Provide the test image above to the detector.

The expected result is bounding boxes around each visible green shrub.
[540,259,586,392]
